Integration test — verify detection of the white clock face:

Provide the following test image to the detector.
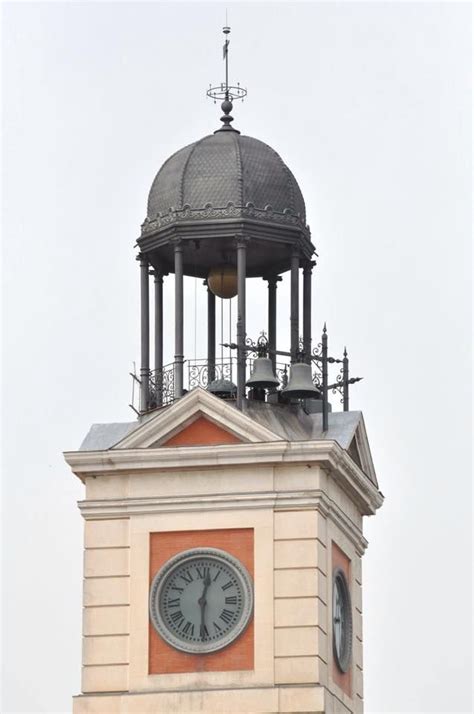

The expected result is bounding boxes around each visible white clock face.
[149,548,253,654]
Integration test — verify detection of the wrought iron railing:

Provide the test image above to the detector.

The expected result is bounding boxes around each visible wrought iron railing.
[188,358,237,391]
[129,327,361,418]
[149,362,175,408]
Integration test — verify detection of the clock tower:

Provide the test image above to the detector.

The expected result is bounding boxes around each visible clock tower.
[65,28,383,714]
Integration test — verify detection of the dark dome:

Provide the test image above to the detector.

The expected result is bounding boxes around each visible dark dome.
[146,131,306,225]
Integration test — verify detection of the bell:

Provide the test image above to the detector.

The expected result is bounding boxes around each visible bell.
[208,378,237,399]
[246,357,280,390]
[281,362,321,400]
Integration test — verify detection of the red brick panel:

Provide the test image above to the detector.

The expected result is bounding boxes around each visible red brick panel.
[149,528,254,674]
[162,416,243,447]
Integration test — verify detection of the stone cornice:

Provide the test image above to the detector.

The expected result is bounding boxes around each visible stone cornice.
[64,440,383,515]
[78,488,368,553]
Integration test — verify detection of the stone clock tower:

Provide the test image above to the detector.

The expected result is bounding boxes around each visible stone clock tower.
[65,28,383,714]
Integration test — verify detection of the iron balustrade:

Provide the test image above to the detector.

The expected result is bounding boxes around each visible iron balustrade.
[129,327,361,418]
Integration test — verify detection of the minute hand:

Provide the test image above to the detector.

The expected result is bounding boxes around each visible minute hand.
[198,572,211,640]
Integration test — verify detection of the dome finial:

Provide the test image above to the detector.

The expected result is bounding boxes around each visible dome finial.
[206,24,247,133]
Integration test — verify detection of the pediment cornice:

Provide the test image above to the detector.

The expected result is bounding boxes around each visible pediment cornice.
[113,388,281,450]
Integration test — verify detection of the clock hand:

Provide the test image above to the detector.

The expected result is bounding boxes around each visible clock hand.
[198,571,212,640]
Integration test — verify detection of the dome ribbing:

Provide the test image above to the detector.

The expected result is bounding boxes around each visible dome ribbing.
[146,131,306,225]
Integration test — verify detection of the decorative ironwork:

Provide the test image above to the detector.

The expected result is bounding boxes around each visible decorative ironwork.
[311,341,323,389]
[322,324,329,432]
[207,83,247,103]
[130,328,362,416]
[206,25,247,107]
[244,332,270,358]
[334,365,345,405]
[275,362,289,389]
[149,363,175,408]
[188,359,237,391]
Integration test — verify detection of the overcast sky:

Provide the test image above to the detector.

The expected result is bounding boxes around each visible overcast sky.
[2,2,472,713]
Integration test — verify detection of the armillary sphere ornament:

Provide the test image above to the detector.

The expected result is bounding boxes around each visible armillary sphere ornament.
[207,25,247,132]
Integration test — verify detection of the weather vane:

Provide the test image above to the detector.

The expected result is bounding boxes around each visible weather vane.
[207,25,247,129]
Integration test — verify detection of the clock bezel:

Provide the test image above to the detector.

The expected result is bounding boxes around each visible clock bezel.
[149,546,254,654]
[332,567,353,673]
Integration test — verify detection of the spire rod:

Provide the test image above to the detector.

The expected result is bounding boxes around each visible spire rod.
[207,25,247,133]
[223,25,230,99]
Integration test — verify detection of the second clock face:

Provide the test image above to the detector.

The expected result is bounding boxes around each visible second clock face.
[332,568,352,673]
[149,547,253,654]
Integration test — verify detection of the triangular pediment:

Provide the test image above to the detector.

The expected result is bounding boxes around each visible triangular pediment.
[346,416,378,487]
[347,436,363,469]
[113,388,282,450]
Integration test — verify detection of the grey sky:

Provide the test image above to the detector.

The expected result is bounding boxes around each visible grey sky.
[2,2,472,713]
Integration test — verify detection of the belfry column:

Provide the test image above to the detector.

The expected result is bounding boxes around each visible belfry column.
[236,236,247,409]
[303,261,314,363]
[207,283,216,383]
[266,275,281,372]
[139,254,150,412]
[174,240,184,398]
[154,269,164,406]
[290,248,300,361]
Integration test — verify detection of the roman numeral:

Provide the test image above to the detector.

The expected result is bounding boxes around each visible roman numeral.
[180,570,193,584]
[213,570,221,582]
[182,621,194,636]
[170,610,184,624]
[222,580,233,591]
[195,566,210,579]
[171,586,184,593]
[213,621,222,633]
[200,624,209,639]
[167,597,180,608]
[225,596,237,605]
[220,608,234,624]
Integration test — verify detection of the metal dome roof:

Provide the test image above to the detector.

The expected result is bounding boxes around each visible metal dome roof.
[146,130,306,226]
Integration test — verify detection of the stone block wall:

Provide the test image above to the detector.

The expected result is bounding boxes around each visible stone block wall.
[82,518,131,693]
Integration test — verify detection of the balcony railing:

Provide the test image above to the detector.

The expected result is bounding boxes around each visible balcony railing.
[129,331,361,419]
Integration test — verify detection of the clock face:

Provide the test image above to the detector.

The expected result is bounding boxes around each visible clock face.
[149,547,253,654]
[332,568,352,673]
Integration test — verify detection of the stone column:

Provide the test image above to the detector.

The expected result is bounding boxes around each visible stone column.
[266,275,281,372]
[290,248,300,362]
[236,237,247,409]
[207,283,216,384]
[303,261,314,364]
[154,269,164,406]
[174,240,184,398]
[139,254,150,412]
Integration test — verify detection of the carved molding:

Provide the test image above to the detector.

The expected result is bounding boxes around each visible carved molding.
[141,202,310,236]
[65,439,383,516]
[78,488,368,553]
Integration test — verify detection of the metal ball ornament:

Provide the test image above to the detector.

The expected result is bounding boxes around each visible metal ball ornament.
[221,98,233,115]
[207,264,238,299]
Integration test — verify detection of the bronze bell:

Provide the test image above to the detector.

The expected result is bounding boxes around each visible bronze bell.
[281,362,320,400]
[246,357,280,390]
[208,378,237,399]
